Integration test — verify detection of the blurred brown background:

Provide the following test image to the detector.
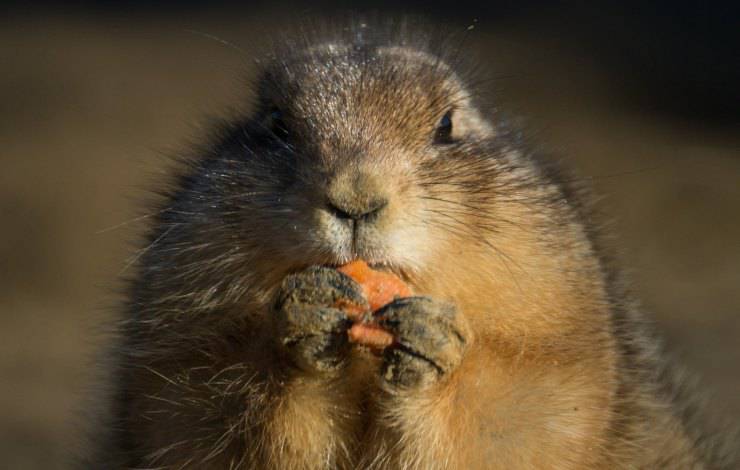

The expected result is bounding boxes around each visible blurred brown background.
[1,2,738,468]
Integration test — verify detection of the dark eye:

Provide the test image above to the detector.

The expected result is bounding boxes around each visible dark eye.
[434,110,454,144]
[270,108,290,142]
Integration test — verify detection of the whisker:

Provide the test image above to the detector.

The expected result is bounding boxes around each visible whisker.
[119,223,180,275]
[184,29,248,55]
[95,207,173,234]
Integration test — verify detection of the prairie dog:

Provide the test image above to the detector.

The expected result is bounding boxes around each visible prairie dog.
[89,22,733,469]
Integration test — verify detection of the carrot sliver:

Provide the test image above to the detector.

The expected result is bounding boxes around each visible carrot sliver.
[348,323,394,349]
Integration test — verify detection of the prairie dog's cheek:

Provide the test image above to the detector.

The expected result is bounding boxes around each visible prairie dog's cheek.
[383,222,433,273]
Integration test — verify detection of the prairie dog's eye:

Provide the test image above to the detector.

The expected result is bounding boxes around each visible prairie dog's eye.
[434,110,454,144]
[270,108,290,142]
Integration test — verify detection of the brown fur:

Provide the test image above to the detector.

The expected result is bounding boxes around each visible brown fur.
[86,21,734,469]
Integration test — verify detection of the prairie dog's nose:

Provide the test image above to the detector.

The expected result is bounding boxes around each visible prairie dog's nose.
[326,171,389,222]
[327,196,388,221]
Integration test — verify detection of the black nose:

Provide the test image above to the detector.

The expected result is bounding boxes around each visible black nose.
[327,197,388,222]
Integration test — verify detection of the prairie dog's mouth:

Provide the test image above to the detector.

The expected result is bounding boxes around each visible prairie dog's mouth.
[356,261,414,286]
[325,259,392,273]
[321,258,413,285]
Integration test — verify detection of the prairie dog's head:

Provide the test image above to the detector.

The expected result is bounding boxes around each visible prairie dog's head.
[249,43,493,267]
[166,32,560,302]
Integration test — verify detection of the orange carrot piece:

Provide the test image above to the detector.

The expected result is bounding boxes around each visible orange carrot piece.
[335,260,412,352]
[338,260,412,311]
[348,323,395,349]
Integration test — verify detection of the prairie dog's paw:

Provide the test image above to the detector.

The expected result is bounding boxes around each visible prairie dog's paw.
[377,297,468,389]
[275,267,368,373]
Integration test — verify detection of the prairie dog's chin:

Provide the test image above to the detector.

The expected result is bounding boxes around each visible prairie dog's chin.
[321,243,396,268]
[315,236,414,273]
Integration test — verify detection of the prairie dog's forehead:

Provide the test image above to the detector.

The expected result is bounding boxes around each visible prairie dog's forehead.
[274,43,455,85]
[262,44,464,120]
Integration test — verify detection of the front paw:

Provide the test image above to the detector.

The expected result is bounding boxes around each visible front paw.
[376,297,468,389]
[275,266,368,373]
